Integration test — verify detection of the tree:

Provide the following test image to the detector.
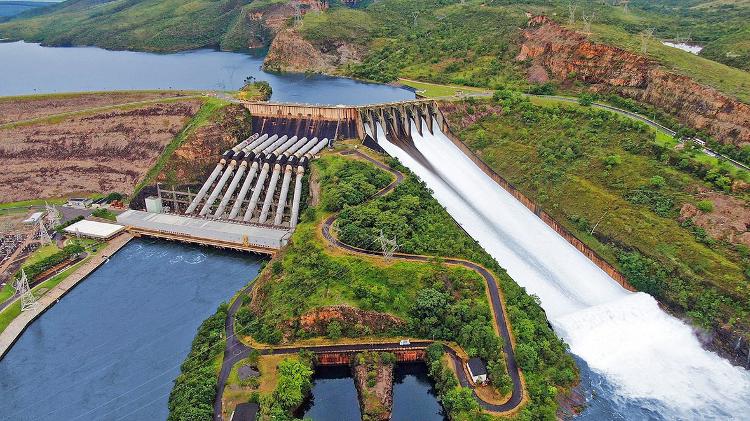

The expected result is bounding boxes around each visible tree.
[326,320,342,340]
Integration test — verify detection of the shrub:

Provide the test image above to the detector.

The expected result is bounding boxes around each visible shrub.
[648,175,666,188]
[696,200,714,213]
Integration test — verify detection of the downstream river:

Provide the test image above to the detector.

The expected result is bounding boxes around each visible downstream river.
[0,240,263,420]
[0,41,414,104]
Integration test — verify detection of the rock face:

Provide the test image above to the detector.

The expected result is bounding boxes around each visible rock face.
[678,192,750,247]
[353,352,394,421]
[263,28,363,73]
[157,104,252,184]
[297,305,405,337]
[517,17,750,145]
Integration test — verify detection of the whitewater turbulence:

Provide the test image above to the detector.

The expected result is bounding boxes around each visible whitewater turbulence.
[371,121,750,419]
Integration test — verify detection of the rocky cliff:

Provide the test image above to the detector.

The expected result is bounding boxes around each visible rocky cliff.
[517,17,750,146]
[263,28,363,73]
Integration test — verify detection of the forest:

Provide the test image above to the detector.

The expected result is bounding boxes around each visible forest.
[234,153,577,420]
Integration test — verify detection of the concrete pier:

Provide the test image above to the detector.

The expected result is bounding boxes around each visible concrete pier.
[0,233,133,359]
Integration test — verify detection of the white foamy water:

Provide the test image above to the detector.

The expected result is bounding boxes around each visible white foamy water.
[372,121,750,419]
[662,41,703,54]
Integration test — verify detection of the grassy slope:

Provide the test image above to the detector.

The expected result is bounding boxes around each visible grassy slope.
[445,96,749,334]
[0,0,248,51]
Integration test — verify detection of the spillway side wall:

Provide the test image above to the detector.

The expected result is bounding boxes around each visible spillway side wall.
[436,112,635,292]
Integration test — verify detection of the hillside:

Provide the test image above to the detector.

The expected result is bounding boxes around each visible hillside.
[0,0,299,51]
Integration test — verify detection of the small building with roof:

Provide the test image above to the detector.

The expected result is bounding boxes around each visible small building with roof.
[231,403,259,421]
[467,357,488,384]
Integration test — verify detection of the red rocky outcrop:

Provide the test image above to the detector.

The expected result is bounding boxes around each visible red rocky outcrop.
[517,18,750,145]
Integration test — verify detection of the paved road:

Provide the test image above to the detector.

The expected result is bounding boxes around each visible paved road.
[212,150,525,419]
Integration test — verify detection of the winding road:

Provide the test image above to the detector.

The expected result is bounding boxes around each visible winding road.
[213,149,525,419]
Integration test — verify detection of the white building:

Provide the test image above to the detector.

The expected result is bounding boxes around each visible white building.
[63,220,125,240]
[467,357,488,384]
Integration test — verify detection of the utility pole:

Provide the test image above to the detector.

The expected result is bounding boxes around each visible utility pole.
[376,230,399,261]
[293,1,302,27]
[17,269,38,312]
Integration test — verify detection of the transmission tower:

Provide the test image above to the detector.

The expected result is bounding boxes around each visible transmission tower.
[581,10,594,34]
[640,28,654,54]
[621,0,629,14]
[45,202,61,227]
[376,230,399,262]
[292,1,302,26]
[412,10,420,27]
[37,218,51,245]
[567,2,577,25]
[17,269,38,312]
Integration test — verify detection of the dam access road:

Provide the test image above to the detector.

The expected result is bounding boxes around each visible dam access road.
[213,149,524,420]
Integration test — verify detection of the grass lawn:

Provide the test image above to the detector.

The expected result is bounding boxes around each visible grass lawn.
[23,243,61,267]
[399,78,491,98]
[257,354,297,395]
[0,198,66,210]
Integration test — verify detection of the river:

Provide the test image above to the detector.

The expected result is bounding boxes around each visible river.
[0,239,264,420]
[0,41,414,104]
[375,121,750,420]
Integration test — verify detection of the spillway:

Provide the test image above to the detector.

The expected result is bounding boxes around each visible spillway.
[374,121,750,420]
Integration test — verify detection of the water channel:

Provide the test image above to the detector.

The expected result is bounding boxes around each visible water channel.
[0,239,264,420]
[0,41,415,104]
[298,363,446,421]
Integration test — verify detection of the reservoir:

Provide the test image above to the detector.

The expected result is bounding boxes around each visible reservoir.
[0,239,264,420]
[0,41,415,104]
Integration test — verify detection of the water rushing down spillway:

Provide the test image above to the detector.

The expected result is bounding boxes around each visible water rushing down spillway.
[373,121,750,419]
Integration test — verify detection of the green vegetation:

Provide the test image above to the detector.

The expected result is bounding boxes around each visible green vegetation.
[0,248,95,333]
[447,93,750,340]
[134,97,226,196]
[19,243,84,282]
[260,355,314,421]
[91,208,117,221]
[167,303,228,421]
[425,343,485,421]
[238,77,273,101]
[0,198,65,210]
[237,153,577,418]
[0,0,253,52]
[399,79,491,98]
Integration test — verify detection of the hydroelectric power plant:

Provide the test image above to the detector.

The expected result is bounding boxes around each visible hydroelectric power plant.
[115,97,750,418]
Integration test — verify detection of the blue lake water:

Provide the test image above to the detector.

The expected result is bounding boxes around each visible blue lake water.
[0,239,263,420]
[0,41,414,104]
